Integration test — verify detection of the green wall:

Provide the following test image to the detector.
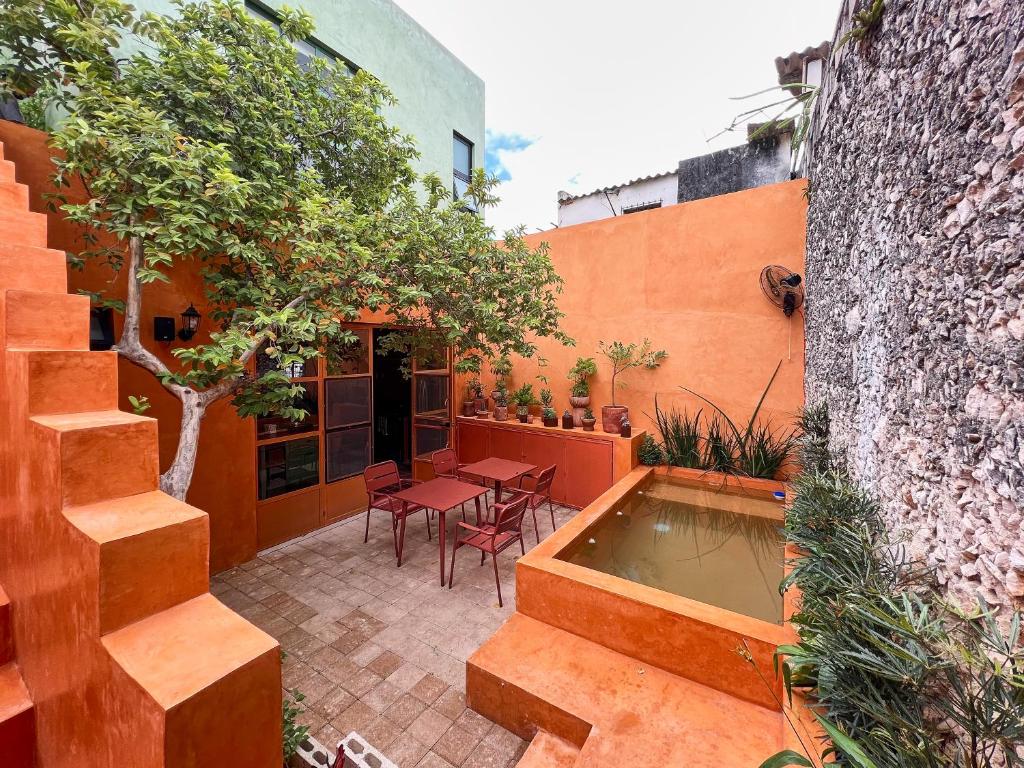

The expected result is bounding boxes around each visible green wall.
[130,0,485,185]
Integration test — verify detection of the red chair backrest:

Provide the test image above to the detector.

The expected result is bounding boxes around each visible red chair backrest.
[430,448,458,477]
[364,461,400,494]
[494,492,530,537]
[534,465,556,495]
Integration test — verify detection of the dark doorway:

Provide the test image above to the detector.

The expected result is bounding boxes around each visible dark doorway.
[372,330,412,473]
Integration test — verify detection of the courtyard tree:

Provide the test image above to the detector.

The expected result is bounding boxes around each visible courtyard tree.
[0,0,569,500]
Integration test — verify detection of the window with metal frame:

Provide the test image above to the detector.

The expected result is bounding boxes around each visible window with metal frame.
[453,132,476,210]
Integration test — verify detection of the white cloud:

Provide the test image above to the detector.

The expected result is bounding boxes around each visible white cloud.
[392,0,841,233]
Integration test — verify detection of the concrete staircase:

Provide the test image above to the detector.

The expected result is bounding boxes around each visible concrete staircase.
[0,141,283,765]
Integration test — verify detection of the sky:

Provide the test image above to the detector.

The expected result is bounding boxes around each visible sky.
[391,0,841,234]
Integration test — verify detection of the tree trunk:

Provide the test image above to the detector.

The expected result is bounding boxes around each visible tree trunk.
[159,389,207,501]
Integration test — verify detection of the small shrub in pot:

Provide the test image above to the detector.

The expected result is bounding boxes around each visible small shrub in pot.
[581,407,596,431]
[598,339,666,433]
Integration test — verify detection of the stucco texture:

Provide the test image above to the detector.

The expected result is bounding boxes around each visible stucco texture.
[804,0,1024,611]
[493,180,808,445]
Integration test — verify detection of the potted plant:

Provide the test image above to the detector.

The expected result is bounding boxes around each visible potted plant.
[511,383,536,423]
[567,356,597,426]
[581,408,596,431]
[540,389,558,427]
[493,383,509,421]
[561,409,574,429]
[469,376,486,414]
[464,376,481,417]
[489,355,513,408]
[597,339,667,434]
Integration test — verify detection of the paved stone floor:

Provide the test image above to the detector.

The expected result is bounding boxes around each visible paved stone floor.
[212,494,577,768]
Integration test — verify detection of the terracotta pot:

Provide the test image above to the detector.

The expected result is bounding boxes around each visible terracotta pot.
[494,405,508,421]
[517,406,529,423]
[569,396,590,426]
[542,416,558,427]
[462,400,476,417]
[477,411,491,419]
[601,405,628,434]
[582,418,596,432]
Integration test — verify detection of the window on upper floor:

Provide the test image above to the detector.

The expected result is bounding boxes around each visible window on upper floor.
[245,1,358,76]
[453,132,476,211]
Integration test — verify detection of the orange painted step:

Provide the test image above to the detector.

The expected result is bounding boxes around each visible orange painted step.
[0,159,15,184]
[14,350,119,415]
[0,586,11,666]
[0,662,34,768]
[103,594,282,766]
[0,181,29,210]
[468,614,785,767]
[31,410,159,508]
[66,491,210,634]
[0,209,47,249]
[2,290,90,351]
[517,731,581,768]
[0,243,68,293]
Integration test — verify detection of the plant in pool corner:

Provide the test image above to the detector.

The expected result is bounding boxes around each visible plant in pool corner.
[753,404,1024,768]
[651,395,702,468]
[637,433,663,466]
[128,394,151,415]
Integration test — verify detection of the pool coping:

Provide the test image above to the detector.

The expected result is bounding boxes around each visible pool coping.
[515,465,799,710]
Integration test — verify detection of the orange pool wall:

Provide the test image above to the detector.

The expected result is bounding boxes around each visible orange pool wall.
[473,179,807,439]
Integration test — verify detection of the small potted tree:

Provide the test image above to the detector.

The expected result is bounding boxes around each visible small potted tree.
[581,408,596,431]
[540,389,558,427]
[598,339,667,434]
[511,383,536,423]
[463,376,481,417]
[567,356,597,426]
[493,382,509,421]
[489,355,513,408]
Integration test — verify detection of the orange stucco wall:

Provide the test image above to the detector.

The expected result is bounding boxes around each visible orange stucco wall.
[484,180,807,439]
[0,122,258,572]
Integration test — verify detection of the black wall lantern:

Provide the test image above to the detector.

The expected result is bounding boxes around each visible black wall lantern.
[178,303,202,341]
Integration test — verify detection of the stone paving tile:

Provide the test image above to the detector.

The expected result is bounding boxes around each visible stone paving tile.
[212,494,570,767]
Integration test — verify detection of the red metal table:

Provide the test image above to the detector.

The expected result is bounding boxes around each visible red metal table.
[391,477,488,586]
[460,457,537,503]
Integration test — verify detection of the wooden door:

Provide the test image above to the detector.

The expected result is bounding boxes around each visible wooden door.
[490,425,523,462]
[457,421,489,463]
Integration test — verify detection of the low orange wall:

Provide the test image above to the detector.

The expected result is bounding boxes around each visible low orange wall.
[0,121,257,571]
[476,180,807,440]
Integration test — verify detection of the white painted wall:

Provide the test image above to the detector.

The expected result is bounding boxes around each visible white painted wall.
[557,173,678,227]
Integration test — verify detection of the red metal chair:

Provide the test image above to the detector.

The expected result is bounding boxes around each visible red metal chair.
[362,461,430,567]
[447,490,530,607]
[429,447,477,520]
[518,465,557,544]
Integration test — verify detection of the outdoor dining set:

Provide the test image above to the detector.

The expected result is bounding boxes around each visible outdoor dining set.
[361,449,558,606]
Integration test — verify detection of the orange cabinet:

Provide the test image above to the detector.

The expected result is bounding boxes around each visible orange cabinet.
[455,417,638,509]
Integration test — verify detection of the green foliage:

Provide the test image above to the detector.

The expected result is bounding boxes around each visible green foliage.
[1,0,571,492]
[282,687,309,760]
[127,394,150,415]
[653,396,703,469]
[681,361,796,480]
[510,383,536,407]
[763,403,1024,768]
[598,339,666,406]
[542,406,556,420]
[490,355,513,379]
[540,388,553,408]
[838,0,884,50]
[583,407,594,420]
[637,433,663,466]
[568,356,597,397]
[716,81,818,173]
[796,402,832,474]
[466,376,481,399]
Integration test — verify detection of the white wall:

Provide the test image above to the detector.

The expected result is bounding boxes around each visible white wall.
[557,173,678,227]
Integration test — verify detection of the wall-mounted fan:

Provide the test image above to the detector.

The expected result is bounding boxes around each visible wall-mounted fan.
[760,265,804,317]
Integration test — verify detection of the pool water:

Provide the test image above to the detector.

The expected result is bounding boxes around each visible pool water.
[557,478,785,624]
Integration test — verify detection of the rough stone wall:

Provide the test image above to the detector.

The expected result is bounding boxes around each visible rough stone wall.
[677,137,791,204]
[804,0,1024,613]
